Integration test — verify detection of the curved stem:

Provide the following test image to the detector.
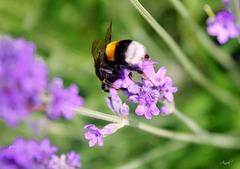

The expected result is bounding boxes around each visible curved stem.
[125,118,202,144]
[173,108,209,139]
[129,0,240,111]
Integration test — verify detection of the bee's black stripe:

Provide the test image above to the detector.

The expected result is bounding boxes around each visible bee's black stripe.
[114,40,132,64]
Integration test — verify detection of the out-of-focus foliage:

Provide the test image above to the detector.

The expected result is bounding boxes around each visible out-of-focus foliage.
[0,0,240,168]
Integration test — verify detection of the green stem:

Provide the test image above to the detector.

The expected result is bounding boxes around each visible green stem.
[129,0,240,111]
[125,118,202,143]
[173,108,209,139]
[73,107,123,123]
[75,107,240,149]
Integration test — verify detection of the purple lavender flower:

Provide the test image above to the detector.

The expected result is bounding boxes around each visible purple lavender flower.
[84,124,104,147]
[36,138,58,163]
[0,37,48,127]
[0,137,58,169]
[135,92,160,119]
[67,152,81,168]
[48,151,81,169]
[46,78,84,121]
[161,81,178,102]
[207,9,240,44]
[84,123,122,147]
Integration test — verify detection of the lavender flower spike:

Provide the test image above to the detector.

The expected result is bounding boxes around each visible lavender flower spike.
[0,37,48,127]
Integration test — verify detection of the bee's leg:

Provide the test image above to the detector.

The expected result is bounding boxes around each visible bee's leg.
[102,79,127,91]
[123,65,155,86]
[101,83,109,92]
[128,72,133,80]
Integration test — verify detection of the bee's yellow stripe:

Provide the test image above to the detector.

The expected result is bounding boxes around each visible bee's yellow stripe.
[106,40,120,61]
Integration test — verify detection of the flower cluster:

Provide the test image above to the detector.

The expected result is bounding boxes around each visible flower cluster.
[111,59,177,119]
[206,1,240,44]
[84,58,177,147]
[0,137,81,169]
[0,37,84,127]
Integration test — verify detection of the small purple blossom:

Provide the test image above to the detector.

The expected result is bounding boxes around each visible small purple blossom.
[135,92,160,119]
[46,78,84,121]
[161,81,178,102]
[0,37,48,127]
[84,124,104,147]
[84,123,121,147]
[207,9,240,44]
[0,137,58,169]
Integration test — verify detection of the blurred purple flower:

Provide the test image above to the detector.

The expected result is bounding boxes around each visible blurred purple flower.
[48,151,81,169]
[84,124,104,147]
[0,37,48,127]
[0,137,58,169]
[67,151,81,168]
[46,78,84,121]
[207,9,240,44]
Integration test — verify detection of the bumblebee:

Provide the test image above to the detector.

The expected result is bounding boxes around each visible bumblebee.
[92,22,150,92]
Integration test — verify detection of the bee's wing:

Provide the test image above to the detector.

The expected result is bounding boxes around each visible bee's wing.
[103,20,112,49]
[92,39,102,65]
[92,21,112,66]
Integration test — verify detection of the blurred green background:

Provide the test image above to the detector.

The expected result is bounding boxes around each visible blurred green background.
[0,0,240,168]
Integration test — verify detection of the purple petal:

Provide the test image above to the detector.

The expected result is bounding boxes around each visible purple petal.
[89,138,97,147]
[97,137,104,146]
[135,105,146,116]
[119,103,129,117]
[150,104,160,116]
[144,109,152,119]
